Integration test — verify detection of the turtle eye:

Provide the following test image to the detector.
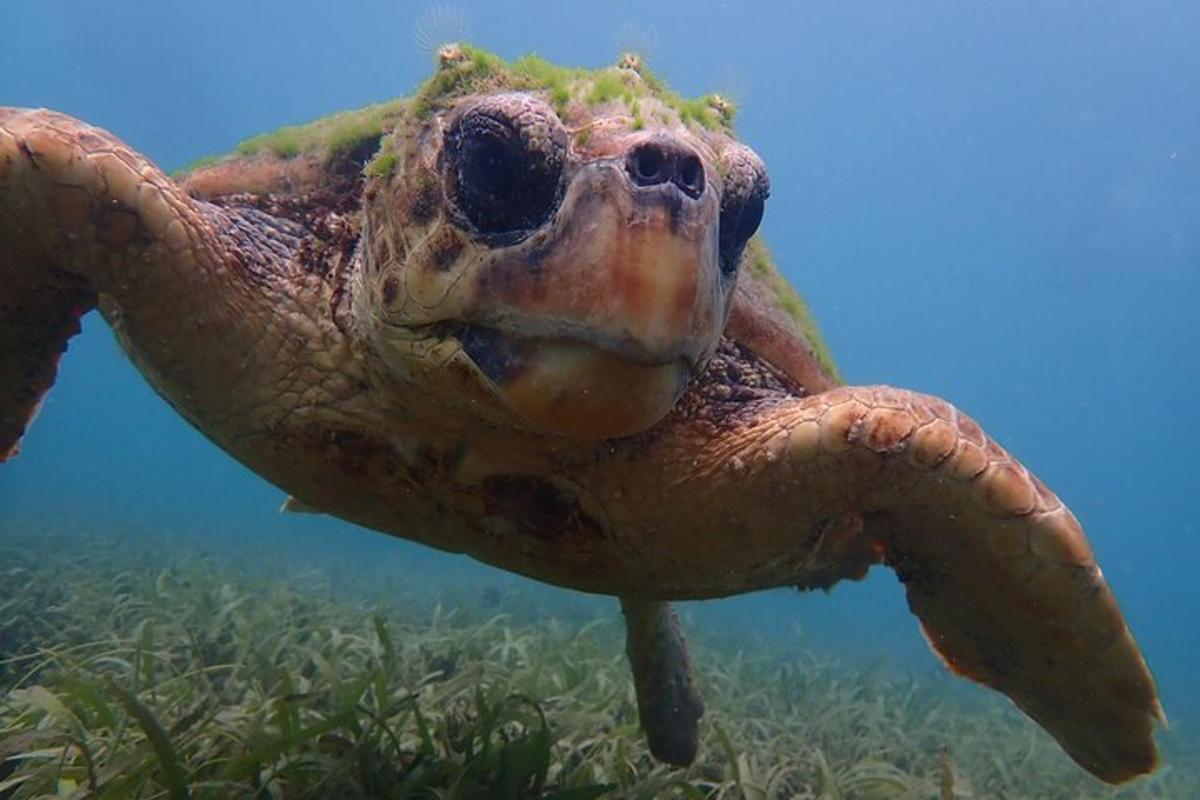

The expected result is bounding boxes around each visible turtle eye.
[444,95,568,244]
[717,145,770,277]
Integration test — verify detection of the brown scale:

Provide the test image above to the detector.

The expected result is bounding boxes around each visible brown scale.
[666,337,803,434]
[405,175,441,225]
[208,192,361,279]
[426,226,465,272]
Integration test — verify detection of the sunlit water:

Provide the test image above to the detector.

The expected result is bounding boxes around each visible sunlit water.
[2,0,1197,789]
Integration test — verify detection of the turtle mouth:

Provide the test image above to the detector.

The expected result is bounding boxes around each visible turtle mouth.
[450,322,696,384]
[427,321,693,439]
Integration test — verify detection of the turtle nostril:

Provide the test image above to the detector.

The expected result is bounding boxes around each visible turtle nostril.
[674,155,705,199]
[627,145,668,186]
[626,142,706,199]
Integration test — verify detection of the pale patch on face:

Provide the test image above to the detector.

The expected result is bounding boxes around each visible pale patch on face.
[493,340,689,439]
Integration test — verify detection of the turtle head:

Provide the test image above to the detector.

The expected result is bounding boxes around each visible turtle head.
[358,52,768,439]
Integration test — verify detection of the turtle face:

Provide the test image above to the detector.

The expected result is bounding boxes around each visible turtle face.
[361,91,768,439]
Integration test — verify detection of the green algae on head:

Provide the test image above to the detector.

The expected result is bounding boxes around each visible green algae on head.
[174,100,404,175]
[233,99,407,161]
[411,42,736,131]
[176,43,740,177]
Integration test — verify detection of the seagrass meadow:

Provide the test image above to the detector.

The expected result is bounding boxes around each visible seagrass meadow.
[1,524,1197,799]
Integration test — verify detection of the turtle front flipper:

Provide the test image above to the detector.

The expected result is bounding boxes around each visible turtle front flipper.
[648,384,1163,782]
[851,390,1169,785]
[620,597,704,765]
[0,108,239,460]
[726,386,1162,783]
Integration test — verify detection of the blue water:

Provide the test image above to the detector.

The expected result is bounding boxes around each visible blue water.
[3,0,1198,748]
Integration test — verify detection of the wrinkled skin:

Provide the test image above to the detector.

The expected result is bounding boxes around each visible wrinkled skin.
[0,59,1164,783]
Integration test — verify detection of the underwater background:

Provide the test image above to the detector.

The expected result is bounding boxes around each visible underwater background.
[2,1,1198,797]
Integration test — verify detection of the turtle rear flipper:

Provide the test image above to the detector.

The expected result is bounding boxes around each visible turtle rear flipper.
[620,597,704,765]
[0,108,232,460]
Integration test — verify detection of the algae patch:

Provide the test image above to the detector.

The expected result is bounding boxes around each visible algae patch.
[410,43,738,134]
[175,44,738,178]
[234,99,406,161]
[176,99,407,175]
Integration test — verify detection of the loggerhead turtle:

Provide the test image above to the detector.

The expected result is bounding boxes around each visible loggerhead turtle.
[0,46,1163,783]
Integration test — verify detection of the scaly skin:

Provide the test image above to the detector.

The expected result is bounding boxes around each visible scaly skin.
[0,109,366,464]
[0,101,1162,784]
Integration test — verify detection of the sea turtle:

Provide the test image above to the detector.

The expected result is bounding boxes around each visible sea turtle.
[0,46,1163,783]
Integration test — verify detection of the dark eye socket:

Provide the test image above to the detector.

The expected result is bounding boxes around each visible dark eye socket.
[444,96,567,244]
[717,146,770,276]
[460,125,518,201]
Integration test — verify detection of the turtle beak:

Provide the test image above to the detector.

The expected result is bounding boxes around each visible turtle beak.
[462,142,724,370]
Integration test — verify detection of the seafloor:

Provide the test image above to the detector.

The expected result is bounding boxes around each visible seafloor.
[0,526,1195,799]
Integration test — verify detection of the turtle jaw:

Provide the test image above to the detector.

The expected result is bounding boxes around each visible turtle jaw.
[450,323,693,440]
